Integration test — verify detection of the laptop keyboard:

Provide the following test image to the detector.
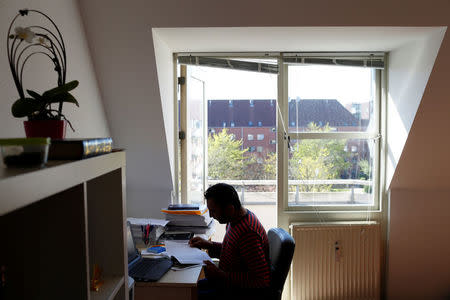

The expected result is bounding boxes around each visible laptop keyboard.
[129,258,173,281]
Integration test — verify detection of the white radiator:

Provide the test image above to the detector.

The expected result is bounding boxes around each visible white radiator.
[290,222,381,300]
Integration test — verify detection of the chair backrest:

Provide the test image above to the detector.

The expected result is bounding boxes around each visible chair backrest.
[268,228,295,300]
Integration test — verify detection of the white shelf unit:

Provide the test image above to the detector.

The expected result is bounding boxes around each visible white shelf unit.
[0,152,128,300]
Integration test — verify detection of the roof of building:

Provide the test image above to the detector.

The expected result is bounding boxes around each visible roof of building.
[207,99,361,128]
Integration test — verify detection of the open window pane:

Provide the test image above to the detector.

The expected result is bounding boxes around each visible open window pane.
[183,61,278,240]
[288,138,375,207]
[288,65,376,133]
[186,74,206,203]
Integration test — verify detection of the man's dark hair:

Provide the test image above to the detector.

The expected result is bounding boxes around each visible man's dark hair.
[204,183,242,209]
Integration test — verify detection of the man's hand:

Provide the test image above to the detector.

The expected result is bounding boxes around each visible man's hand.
[203,260,226,282]
[189,237,212,249]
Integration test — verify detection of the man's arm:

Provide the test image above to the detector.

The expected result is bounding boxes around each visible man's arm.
[207,241,222,258]
[225,231,270,288]
[189,237,222,258]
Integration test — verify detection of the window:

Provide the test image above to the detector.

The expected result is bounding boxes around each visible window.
[284,54,383,210]
[176,53,384,219]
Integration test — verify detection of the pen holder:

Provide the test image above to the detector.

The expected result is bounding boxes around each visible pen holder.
[130,224,166,247]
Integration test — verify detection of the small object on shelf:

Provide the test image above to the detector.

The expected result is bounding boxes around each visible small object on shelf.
[90,264,104,292]
[48,138,112,160]
[0,138,50,167]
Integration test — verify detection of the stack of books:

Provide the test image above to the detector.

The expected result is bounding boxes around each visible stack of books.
[161,204,212,227]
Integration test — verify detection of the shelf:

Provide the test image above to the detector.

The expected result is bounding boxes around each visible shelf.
[0,151,125,216]
[90,276,125,300]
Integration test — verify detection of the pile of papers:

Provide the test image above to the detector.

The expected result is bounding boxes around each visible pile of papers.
[164,240,212,265]
[161,204,212,227]
[167,219,215,236]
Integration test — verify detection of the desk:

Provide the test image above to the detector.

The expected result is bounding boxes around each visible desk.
[134,265,204,300]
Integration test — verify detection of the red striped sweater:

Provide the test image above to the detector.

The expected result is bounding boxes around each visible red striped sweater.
[209,210,271,288]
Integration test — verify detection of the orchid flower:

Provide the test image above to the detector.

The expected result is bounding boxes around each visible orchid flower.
[14,26,35,43]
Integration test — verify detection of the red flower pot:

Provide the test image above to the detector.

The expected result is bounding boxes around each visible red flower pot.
[24,120,67,139]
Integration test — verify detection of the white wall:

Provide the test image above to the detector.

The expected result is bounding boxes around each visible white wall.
[152,30,175,184]
[387,189,450,299]
[386,28,446,186]
[77,1,173,218]
[0,0,109,138]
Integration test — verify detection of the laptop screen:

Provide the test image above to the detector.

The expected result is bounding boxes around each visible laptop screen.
[127,221,140,264]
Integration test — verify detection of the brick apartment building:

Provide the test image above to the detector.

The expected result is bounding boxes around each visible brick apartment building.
[208,99,370,162]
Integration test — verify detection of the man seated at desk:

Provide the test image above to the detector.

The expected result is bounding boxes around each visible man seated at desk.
[189,183,270,299]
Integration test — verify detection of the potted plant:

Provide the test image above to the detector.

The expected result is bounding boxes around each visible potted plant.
[6,9,79,139]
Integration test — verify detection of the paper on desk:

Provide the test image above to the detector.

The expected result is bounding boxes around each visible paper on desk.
[127,217,169,227]
[165,240,212,265]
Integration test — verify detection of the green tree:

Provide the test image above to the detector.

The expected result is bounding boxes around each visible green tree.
[289,123,351,192]
[264,152,277,180]
[208,129,249,179]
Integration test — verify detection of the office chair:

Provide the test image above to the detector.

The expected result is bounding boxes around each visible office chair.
[268,228,295,300]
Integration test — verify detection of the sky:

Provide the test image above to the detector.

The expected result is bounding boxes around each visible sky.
[188,63,374,105]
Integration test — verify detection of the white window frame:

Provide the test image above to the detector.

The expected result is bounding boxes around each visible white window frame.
[277,54,386,215]
[174,52,387,217]
[257,134,264,141]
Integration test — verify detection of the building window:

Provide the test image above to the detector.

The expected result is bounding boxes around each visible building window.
[269,139,276,144]
[250,100,254,107]
[257,134,264,141]
[229,100,233,107]
[351,145,358,152]
[257,146,263,153]
[248,121,253,126]
[231,122,235,127]
[249,146,256,152]
[222,121,226,127]
[258,121,262,127]
[248,134,254,141]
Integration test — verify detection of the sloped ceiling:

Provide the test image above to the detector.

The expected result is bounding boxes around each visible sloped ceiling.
[77,0,450,217]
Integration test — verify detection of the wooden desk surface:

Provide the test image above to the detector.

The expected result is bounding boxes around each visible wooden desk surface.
[134,265,204,300]
[135,265,203,288]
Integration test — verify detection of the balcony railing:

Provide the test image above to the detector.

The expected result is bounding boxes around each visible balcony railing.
[208,179,373,205]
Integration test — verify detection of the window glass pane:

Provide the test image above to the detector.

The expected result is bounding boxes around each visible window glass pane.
[288,138,375,207]
[288,65,375,133]
[187,62,278,241]
[187,74,205,204]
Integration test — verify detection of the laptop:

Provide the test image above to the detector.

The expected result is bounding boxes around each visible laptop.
[127,221,173,282]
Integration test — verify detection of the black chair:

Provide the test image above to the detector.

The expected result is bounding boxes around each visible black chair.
[268,228,295,300]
